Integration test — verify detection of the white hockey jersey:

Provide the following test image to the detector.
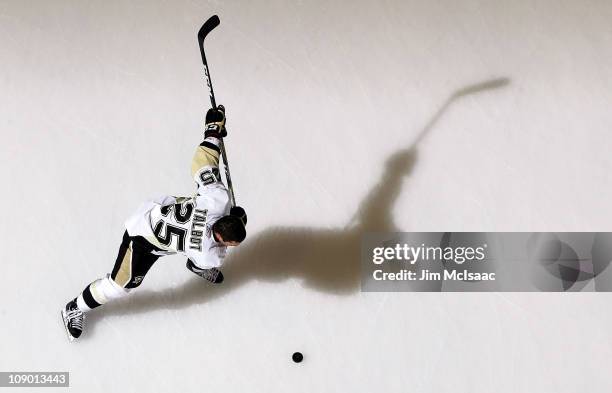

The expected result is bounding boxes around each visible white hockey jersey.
[124,137,231,269]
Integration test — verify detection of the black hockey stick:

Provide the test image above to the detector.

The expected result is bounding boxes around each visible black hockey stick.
[197,15,237,207]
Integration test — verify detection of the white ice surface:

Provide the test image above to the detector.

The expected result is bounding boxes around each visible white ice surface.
[1,1,612,392]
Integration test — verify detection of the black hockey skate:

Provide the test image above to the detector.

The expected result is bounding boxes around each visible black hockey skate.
[61,299,85,342]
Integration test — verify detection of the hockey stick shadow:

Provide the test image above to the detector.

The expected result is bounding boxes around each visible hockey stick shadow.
[85,77,510,327]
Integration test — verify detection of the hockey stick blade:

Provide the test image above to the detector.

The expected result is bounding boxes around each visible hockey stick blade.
[198,15,220,46]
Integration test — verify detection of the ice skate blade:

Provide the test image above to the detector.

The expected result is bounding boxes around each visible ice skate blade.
[60,309,76,343]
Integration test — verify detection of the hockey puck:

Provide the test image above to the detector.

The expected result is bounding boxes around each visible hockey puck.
[292,352,303,363]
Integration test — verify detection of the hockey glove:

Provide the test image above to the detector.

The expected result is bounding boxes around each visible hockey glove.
[186,259,224,284]
[204,105,227,139]
[230,205,247,226]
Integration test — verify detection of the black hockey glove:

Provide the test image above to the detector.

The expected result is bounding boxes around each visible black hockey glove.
[186,259,224,284]
[204,105,227,139]
[230,205,247,226]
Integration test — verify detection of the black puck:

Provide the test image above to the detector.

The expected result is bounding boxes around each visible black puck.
[292,352,303,363]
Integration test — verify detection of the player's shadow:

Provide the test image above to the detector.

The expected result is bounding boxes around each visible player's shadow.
[86,77,510,328]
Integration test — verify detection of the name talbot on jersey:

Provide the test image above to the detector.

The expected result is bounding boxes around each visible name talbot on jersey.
[189,209,208,251]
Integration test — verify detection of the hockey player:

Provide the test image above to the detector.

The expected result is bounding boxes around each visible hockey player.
[61,106,247,341]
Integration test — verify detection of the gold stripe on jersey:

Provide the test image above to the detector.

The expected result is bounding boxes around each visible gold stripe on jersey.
[191,144,220,178]
[144,235,167,251]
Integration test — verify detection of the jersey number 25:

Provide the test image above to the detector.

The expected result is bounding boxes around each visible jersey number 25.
[153,201,194,251]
